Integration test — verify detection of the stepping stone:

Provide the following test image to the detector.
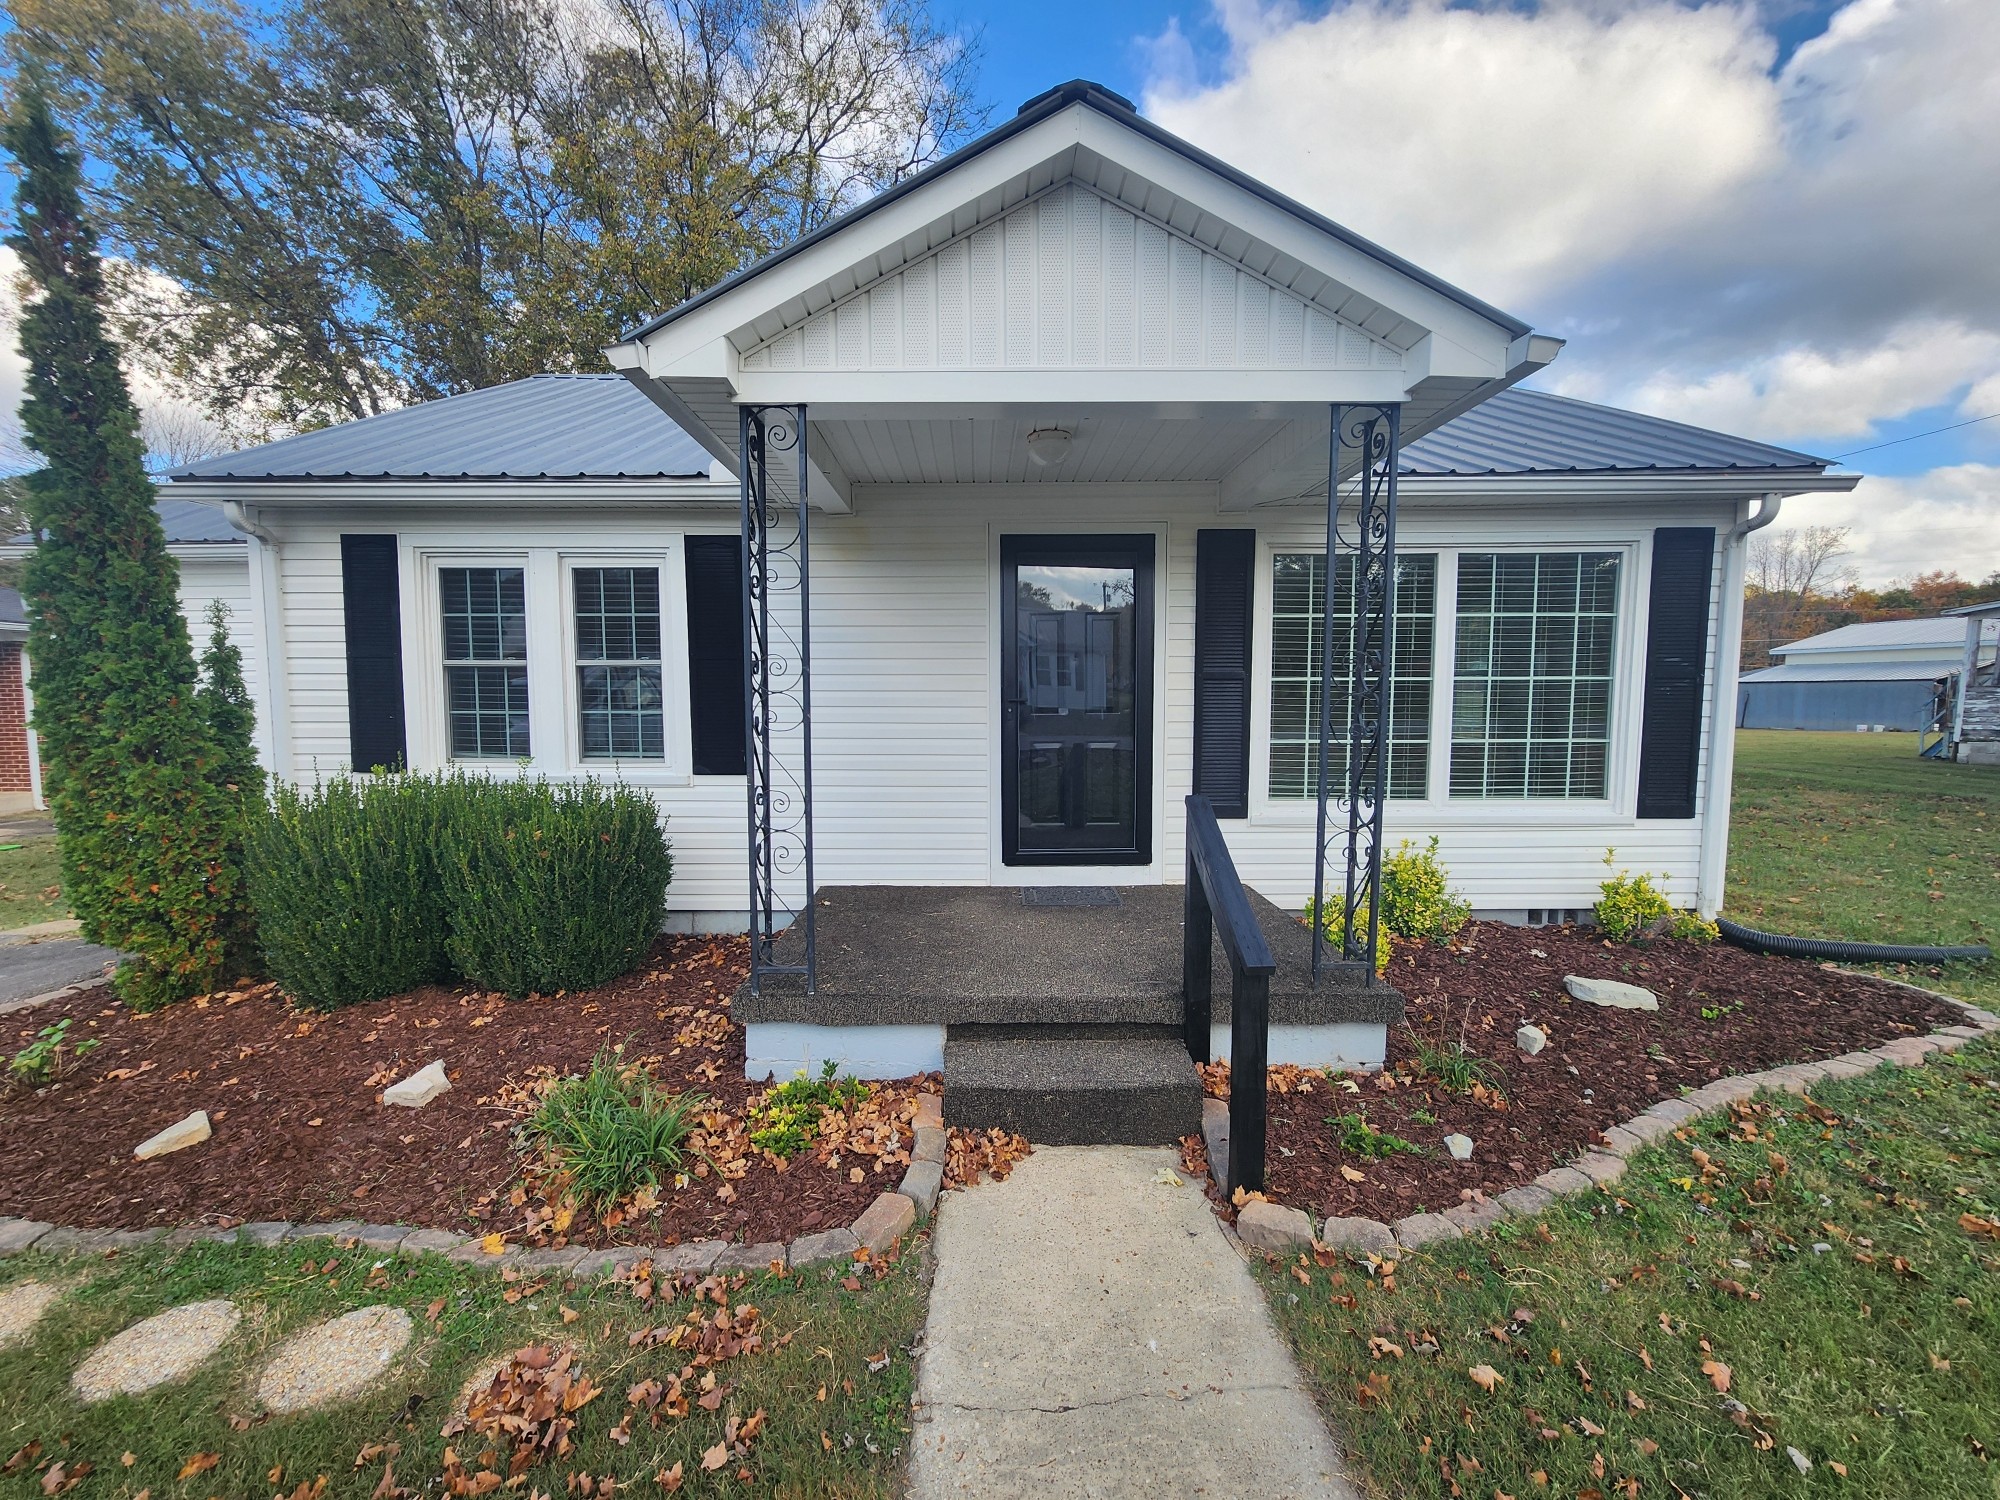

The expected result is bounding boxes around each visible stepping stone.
[72,1299,242,1402]
[256,1305,413,1413]
[1563,975,1658,1011]
[0,1280,61,1349]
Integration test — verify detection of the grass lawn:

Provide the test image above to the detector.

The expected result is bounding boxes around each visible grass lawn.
[1265,1037,2000,1499]
[1726,730,2000,1009]
[0,835,67,931]
[0,1238,927,1498]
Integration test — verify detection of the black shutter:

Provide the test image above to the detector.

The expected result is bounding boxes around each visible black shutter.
[684,535,747,777]
[340,534,407,772]
[1193,529,1256,818]
[1635,527,1716,818]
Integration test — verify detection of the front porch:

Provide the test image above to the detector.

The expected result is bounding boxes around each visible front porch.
[736,883,1403,1144]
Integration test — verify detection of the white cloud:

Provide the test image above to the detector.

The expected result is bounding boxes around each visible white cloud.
[1808,464,2000,585]
[1145,0,1783,308]
[1608,319,2000,445]
[1139,0,2000,579]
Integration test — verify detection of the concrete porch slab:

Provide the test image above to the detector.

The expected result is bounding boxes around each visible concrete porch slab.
[734,884,1402,1030]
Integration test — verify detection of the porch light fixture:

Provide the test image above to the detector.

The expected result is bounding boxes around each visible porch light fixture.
[1025,426,1072,466]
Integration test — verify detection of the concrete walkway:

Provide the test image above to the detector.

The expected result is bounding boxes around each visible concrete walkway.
[910,1146,1359,1499]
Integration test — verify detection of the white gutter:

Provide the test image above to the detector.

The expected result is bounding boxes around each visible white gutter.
[222,499,289,777]
[1695,494,1782,914]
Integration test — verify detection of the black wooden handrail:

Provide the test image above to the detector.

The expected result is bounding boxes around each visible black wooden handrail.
[1183,794,1276,1197]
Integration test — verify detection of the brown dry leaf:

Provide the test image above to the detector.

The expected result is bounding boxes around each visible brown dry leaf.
[1339,1165,1366,1183]
[1368,1336,1404,1360]
[656,1460,685,1491]
[1468,1364,1503,1392]
[120,1454,135,1468]
[560,1306,580,1325]
[1702,1359,1732,1394]
[176,1453,220,1480]
[1829,1461,1848,1477]
[700,1443,729,1472]
[479,1232,505,1256]
[2,1443,41,1477]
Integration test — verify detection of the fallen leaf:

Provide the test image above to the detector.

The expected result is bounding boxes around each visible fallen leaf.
[656,1461,684,1491]
[480,1232,505,1256]
[1468,1364,1504,1392]
[700,1443,729,1472]
[1339,1165,1366,1183]
[1702,1359,1732,1394]
[177,1453,221,1480]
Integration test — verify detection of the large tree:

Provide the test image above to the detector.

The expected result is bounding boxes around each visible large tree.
[9,0,982,430]
[6,83,244,1009]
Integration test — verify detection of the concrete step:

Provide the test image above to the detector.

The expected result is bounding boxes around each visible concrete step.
[944,1024,1203,1146]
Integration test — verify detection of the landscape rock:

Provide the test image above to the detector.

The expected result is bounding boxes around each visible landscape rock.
[1562,976,1658,1011]
[504,1246,586,1276]
[789,1227,861,1266]
[853,1192,917,1256]
[1515,1024,1547,1056]
[1494,1184,1557,1218]
[1571,1151,1626,1186]
[712,1241,787,1272]
[256,1305,413,1413]
[912,1125,948,1164]
[397,1228,468,1257]
[1201,1096,1230,1191]
[0,1218,53,1254]
[1444,1133,1474,1161]
[1443,1199,1507,1235]
[1315,1216,1396,1258]
[913,1094,944,1129]
[133,1110,211,1160]
[1599,1125,1645,1156]
[898,1159,944,1218]
[289,1220,367,1244]
[1392,1212,1461,1249]
[72,1299,242,1402]
[1234,1201,1314,1255]
[382,1059,452,1108]
[1532,1166,1594,1197]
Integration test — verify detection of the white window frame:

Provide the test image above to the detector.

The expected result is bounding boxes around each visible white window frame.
[403,541,695,784]
[1249,535,1648,825]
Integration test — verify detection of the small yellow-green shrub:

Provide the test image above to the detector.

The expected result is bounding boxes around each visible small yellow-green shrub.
[1595,851,1717,942]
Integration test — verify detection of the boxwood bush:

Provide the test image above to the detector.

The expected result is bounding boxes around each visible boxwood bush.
[441,778,674,997]
[247,772,671,1008]
[246,773,455,1009]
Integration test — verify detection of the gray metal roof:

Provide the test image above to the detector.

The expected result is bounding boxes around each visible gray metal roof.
[1774,617,1974,655]
[1741,660,1965,685]
[5,497,244,547]
[156,497,243,544]
[170,374,1829,486]
[171,375,713,482]
[1400,388,1829,476]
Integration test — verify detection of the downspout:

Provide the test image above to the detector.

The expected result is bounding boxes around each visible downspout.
[1695,494,1782,915]
[222,499,289,778]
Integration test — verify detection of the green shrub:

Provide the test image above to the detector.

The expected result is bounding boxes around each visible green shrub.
[1328,1112,1425,1159]
[747,1062,870,1160]
[246,772,455,1009]
[439,778,673,998]
[1380,837,1471,943]
[1408,1031,1500,1096]
[530,1045,708,1213]
[1595,850,1715,943]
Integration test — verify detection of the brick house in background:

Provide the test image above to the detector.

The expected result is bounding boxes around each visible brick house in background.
[0,499,256,814]
[0,586,33,813]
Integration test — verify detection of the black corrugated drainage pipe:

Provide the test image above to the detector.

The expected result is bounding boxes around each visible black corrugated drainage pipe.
[1716,917,1990,965]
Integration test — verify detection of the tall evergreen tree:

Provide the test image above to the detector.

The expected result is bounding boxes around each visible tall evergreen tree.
[7,83,243,1009]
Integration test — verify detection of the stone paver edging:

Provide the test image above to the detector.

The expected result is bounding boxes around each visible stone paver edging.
[0,1092,944,1279]
[1212,994,2000,1259]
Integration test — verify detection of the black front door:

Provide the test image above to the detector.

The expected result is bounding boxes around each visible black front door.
[1001,535,1154,865]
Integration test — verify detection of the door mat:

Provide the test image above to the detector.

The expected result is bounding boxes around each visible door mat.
[1019,887,1121,908]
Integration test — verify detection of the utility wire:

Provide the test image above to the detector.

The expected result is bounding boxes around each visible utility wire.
[1832,410,2000,460]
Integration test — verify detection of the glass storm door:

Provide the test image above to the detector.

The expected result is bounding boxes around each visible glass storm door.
[1001,535,1155,865]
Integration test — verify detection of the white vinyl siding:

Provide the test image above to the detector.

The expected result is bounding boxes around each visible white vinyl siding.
[259,488,1731,918]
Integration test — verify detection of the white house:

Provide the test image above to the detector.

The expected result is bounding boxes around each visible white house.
[0,498,254,810]
[166,81,1857,1096]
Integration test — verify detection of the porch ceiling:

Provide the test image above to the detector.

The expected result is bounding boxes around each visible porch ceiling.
[812,413,1288,486]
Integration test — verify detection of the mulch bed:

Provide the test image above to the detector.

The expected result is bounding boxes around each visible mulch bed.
[1222,921,1966,1223]
[0,936,923,1249]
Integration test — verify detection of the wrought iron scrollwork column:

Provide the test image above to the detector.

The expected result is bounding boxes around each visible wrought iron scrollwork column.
[1311,403,1402,983]
[741,404,817,994]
